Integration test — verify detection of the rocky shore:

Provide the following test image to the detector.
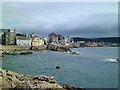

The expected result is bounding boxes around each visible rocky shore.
[1,50,32,55]
[46,44,80,55]
[0,69,85,90]
[0,44,80,56]
[0,45,32,56]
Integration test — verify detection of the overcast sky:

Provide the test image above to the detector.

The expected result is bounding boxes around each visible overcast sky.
[1,2,118,37]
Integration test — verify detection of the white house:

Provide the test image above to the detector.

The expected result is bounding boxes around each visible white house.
[16,36,32,46]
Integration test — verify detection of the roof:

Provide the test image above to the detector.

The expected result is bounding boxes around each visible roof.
[48,33,57,38]
[16,36,31,40]
[32,36,43,41]
[16,33,25,36]
[0,29,10,32]
[0,29,15,32]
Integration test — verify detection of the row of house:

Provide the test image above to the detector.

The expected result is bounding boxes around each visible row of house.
[0,29,74,47]
[0,29,45,47]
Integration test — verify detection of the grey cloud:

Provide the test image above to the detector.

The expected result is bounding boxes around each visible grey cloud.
[2,3,117,37]
[48,13,118,37]
[16,13,117,37]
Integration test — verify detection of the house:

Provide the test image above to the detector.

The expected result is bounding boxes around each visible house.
[48,33,65,43]
[16,35,32,46]
[48,33,58,43]
[64,36,74,44]
[57,34,64,43]
[86,42,98,47]
[32,37,44,47]
[0,29,16,45]
[43,37,48,45]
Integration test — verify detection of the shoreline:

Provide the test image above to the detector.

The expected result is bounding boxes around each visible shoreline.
[0,45,83,89]
[0,69,85,90]
[0,45,120,88]
[0,44,80,56]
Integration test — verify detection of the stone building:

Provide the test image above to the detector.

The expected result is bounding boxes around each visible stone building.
[0,29,4,44]
[48,33,64,43]
[0,29,16,45]
[48,33,58,43]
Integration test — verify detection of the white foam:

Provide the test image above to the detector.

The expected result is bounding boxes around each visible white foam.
[103,58,118,62]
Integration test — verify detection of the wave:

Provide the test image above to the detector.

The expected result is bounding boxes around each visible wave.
[103,58,118,62]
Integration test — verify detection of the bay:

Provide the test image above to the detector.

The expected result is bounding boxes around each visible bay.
[2,47,118,88]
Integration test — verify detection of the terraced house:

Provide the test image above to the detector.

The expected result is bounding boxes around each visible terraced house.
[16,33,32,46]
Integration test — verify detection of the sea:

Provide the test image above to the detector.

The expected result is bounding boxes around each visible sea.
[2,47,119,88]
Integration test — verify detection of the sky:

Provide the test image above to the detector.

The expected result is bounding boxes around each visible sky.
[0,2,118,38]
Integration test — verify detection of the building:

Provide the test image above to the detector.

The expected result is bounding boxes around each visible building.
[48,33,58,43]
[48,33,65,43]
[64,36,74,44]
[43,37,48,45]
[86,42,98,47]
[0,29,4,44]
[32,37,44,47]
[0,29,16,45]
[16,35,32,46]
[57,34,64,43]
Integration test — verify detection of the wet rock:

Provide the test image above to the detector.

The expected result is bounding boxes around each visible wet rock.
[62,84,85,90]
[56,65,61,69]
[0,55,4,57]
[19,51,32,55]
[116,58,120,62]
[2,50,32,55]
[70,51,80,55]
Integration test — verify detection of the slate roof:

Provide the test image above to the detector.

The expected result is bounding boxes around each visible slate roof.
[16,36,31,40]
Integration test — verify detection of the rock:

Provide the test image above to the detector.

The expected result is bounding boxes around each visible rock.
[70,51,80,55]
[116,58,120,62]
[19,51,32,55]
[47,44,71,52]
[62,84,85,90]
[56,65,61,69]
[15,82,31,89]
[2,50,32,55]
[50,76,55,80]
[0,55,4,57]
[40,82,63,89]
[39,76,49,82]
[2,77,13,88]
[1,69,83,90]
[48,79,57,83]
[47,44,80,55]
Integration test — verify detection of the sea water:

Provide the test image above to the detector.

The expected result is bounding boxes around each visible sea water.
[2,47,118,88]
